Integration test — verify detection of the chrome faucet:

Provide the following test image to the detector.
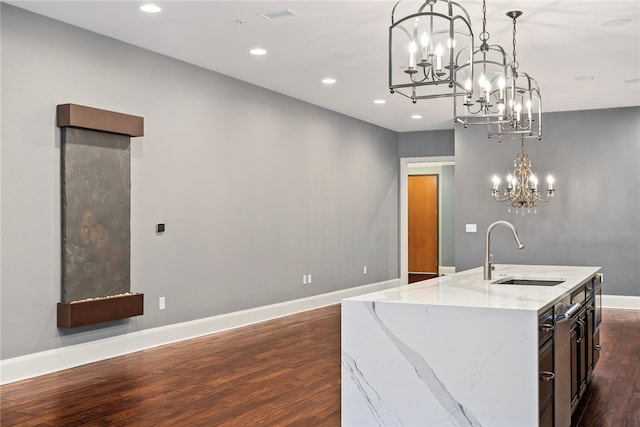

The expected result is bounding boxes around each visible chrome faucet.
[484,220,525,280]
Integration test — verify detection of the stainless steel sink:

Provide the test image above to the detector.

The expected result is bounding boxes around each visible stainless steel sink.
[492,276,566,286]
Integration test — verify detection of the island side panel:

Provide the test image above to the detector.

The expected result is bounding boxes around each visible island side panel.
[341,299,539,427]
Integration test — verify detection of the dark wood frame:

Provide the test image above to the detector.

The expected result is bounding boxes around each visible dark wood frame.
[57,293,144,328]
[57,103,144,137]
[57,103,144,328]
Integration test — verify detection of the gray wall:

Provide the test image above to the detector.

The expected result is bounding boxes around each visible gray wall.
[455,106,640,296]
[440,165,455,267]
[1,5,399,359]
[399,129,454,157]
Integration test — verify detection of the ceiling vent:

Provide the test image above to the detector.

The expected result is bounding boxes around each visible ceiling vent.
[258,9,299,20]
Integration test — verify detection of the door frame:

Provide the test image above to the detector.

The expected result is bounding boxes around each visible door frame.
[400,156,455,285]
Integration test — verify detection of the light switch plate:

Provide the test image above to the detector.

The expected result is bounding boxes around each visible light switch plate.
[465,224,477,233]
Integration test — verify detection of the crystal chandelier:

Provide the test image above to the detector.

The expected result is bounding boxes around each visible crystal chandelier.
[488,11,542,142]
[388,0,474,103]
[454,0,510,127]
[491,138,555,214]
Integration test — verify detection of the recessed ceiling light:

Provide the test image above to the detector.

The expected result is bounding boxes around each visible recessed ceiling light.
[574,75,595,82]
[411,114,422,119]
[322,78,336,85]
[374,99,387,104]
[258,9,299,20]
[602,18,631,27]
[250,48,267,56]
[140,4,162,13]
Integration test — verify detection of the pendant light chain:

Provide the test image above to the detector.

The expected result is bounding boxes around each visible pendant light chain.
[511,13,519,72]
[479,0,489,50]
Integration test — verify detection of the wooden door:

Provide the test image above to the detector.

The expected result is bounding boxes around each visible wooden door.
[408,175,438,281]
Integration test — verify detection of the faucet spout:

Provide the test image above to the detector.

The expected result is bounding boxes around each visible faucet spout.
[484,220,525,280]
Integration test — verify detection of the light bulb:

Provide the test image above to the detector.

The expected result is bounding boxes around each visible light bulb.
[420,31,429,62]
[435,44,443,71]
[408,40,417,68]
[478,73,486,88]
[515,103,522,121]
[465,78,472,91]
[408,40,417,54]
[420,31,429,48]
[492,175,500,190]
[547,175,555,190]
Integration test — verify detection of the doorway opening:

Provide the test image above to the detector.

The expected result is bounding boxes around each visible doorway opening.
[408,175,439,283]
[400,156,455,285]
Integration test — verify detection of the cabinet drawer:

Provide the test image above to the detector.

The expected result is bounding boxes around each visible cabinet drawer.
[571,286,586,304]
[538,308,554,345]
[539,397,554,427]
[593,328,601,368]
[539,339,554,408]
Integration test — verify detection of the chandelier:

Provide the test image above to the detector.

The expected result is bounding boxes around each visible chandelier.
[454,0,510,127]
[491,138,555,214]
[388,0,474,102]
[488,11,542,142]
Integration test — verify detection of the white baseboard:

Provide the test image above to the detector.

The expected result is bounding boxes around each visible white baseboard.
[438,266,456,276]
[602,294,640,310]
[0,279,400,385]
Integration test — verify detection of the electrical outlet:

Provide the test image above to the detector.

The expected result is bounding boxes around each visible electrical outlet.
[363,265,367,275]
[303,275,308,285]
[308,274,312,284]
[159,297,166,310]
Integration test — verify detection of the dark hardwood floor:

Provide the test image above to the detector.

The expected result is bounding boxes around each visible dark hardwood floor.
[571,309,640,427]
[1,306,638,426]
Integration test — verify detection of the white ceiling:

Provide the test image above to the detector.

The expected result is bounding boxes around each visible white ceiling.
[6,0,640,132]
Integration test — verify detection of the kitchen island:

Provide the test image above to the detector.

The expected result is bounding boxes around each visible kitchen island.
[341,264,602,427]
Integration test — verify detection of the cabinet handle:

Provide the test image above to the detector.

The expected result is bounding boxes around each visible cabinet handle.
[576,319,585,343]
[539,371,555,381]
[595,345,602,351]
[539,324,554,332]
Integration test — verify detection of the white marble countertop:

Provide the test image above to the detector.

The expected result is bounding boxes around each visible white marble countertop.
[345,264,601,312]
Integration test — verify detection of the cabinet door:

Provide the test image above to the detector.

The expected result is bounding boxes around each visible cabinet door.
[586,299,594,377]
[577,312,588,400]
[593,327,601,368]
[539,339,555,417]
[594,280,602,327]
[570,323,579,407]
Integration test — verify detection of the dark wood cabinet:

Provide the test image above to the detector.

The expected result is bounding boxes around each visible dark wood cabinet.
[546,272,603,426]
[569,274,603,414]
[539,308,555,425]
